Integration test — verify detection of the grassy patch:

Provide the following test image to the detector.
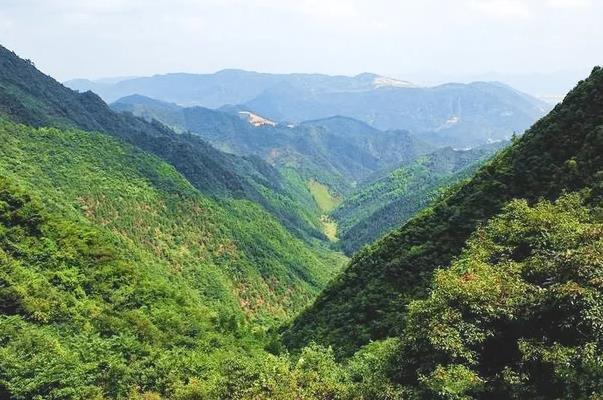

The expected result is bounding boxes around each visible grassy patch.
[320,215,338,242]
[307,179,341,212]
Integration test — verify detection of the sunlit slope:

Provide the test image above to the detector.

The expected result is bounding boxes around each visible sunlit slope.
[0,119,346,323]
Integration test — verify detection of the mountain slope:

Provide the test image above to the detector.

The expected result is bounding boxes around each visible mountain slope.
[111,95,432,195]
[394,193,602,398]
[332,143,505,254]
[282,67,603,357]
[0,118,348,398]
[0,118,345,322]
[0,45,323,240]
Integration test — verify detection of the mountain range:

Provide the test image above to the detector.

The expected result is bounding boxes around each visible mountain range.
[111,94,433,195]
[67,70,549,148]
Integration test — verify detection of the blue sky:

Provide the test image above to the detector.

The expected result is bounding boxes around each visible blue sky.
[1,0,601,96]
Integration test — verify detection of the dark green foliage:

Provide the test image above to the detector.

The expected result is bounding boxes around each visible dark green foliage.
[283,66,603,357]
[333,144,505,254]
[0,45,324,241]
[393,194,603,399]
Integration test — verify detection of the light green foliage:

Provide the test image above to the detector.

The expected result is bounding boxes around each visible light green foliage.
[345,339,405,400]
[0,119,349,398]
[308,179,342,213]
[0,120,345,322]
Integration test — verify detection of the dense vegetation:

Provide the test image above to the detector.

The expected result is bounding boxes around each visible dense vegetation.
[0,45,325,241]
[0,118,353,398]
[1,44,601,399]
[3,158,599,398]
[283,66,603,357]
[112,96,432,196]
[0,119,345,322]
[391,193,602,399]
[332,143,505,254]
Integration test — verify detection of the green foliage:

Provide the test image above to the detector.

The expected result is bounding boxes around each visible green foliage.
[0,118,352,398]
[0,44,601,399]
[394,194,603,399]
[333,144,504,254]
[0,119,345,322]
[308,179,342,213]
[283,66,603,357]
[113,96,434,198]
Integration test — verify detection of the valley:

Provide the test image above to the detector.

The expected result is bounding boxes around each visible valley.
[0,40,601,400]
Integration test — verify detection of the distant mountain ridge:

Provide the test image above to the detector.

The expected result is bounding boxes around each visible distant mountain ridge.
[67,69,548,148]
[66,70,415,107]
[112,95,433,195]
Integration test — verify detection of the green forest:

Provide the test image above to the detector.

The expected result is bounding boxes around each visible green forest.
[0,42,601,400]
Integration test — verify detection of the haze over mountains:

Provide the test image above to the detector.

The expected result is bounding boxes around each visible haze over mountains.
[67,70,549,148]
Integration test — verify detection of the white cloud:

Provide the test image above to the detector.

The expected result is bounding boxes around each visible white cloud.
[0,0,601,83]
[465,0,531,19]
[547,0,592,8]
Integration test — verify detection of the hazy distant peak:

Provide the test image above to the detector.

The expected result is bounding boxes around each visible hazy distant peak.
[114,93,174,105]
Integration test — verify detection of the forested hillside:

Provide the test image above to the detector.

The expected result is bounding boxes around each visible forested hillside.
[0,46,324,240]
[283,66,603,357]
[112,95,432,196]
[0,119,345,321]
[1,42,601,399]
[0,117,354,398]
[332,143,505,254]
[386,193,602,399]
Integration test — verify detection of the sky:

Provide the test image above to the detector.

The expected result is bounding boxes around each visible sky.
[1,0,601,97]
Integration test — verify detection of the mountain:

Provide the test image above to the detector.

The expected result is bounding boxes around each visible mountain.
[68,70,549,148]
[245,80,549,148]
[0,46,359,399]
[282,66,603,357]
[2,43,601,399]
[0,45,324,240]
[0,117,350,398]
[332,143,506,254]
[66,70,415,107]
[111,95,433,195]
